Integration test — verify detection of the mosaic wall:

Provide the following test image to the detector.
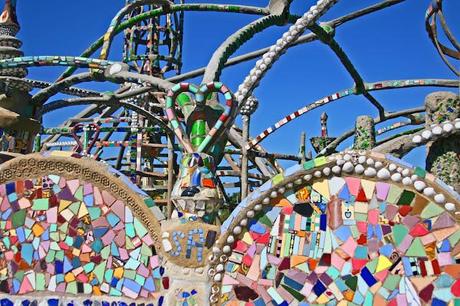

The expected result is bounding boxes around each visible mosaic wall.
[0,174,167,301]
[220,176,460,305]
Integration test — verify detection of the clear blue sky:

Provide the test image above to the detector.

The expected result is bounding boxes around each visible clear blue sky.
[14,0,460,169]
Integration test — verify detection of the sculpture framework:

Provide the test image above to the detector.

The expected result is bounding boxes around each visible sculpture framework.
[0,0,458,305]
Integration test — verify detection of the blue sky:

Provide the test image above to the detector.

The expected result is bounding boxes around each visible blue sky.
[15,0,460,169]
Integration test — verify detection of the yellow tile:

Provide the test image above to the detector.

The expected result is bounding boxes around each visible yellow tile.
[113,267,124,279]
[32,224,44,237]
[312,179,330,200]
[64,273,75,282]
[242,232,253,245]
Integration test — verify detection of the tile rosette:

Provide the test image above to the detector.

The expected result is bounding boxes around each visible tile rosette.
[0,152,168,303]
[211,150,460,305]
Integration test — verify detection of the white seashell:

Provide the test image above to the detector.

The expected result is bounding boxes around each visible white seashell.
[213,273,222,282]
[413,181,426,191]
[391,173,402,182]
[423,187,435,197]
[342,162,354,173]
[354,164,365,174]
[454,119,460,129]
[422,130,432,140]
[432,125,442,135]
[377,168,391,179]
[443,123,454,133]
[412,135,422,143]
[364,167,376,177]
[434,193,446,204]
[332,166,341,174]
[402,177,412,185]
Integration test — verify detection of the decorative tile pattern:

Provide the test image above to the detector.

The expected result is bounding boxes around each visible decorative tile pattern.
[246,79,451,150]
[220,177,460,305]
[0,56,113,70]
[0,175,166,300]
[0,296,164,306]
[162,219,218,268]
[175,289,199,306]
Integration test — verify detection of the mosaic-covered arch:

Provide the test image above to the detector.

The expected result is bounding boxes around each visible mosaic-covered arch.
[210,151,460,305]
[0,152,168,305]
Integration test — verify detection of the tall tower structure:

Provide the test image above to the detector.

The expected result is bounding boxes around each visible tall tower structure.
[120,1,185,203]
[123,0,184,77]
[0,0,40,154]
[0,0,26,77]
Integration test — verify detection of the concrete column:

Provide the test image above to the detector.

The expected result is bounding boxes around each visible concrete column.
[353,115,376,150]
[425,91,460,193]
[239,96,258,200]
[241,115,250,199]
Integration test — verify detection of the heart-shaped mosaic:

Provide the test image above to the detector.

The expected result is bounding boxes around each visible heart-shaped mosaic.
[165,82,237,154]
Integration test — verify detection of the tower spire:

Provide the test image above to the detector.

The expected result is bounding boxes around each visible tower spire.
[0,0,39,155]
[0,0,19,36]
[0,0,26,79]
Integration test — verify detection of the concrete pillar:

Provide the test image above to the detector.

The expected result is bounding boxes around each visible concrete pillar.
[425,91,460,193]
[239,96,258,200]
[353,115,376,150]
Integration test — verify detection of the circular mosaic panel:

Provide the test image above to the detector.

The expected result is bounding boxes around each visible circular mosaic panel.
[216,152,460,305]
[0,153,168,303]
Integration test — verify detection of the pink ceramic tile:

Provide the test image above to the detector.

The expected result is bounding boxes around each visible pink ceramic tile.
[368,209,379,225]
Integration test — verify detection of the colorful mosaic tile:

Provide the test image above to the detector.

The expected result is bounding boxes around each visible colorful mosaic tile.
[0,296,163,306]
[220,177,460,305]
[0,175,166,300]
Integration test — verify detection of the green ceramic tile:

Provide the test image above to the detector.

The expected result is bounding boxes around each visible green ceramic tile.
[406,237,426,257]
[11,209,26,227]
[397,190,415,206]
[314,156,328,167]
[383,274,400,291]
[393,224,408,246]
[421,202,444,219]
[303,160,315,170]
[32,198,49,210]
[414,167,426,178]
[272,173,284,185]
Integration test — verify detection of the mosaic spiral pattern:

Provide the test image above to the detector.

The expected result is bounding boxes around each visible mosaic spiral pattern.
[220,176,460,305]
[0,175,167,300]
